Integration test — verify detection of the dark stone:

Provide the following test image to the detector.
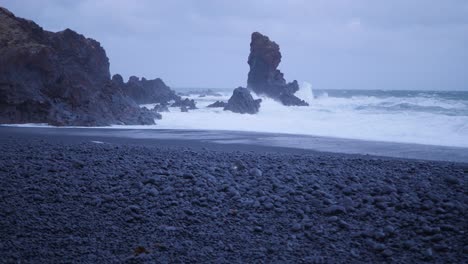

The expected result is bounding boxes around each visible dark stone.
[424,248,433,259]
[224,87,261,114]
[207,101,227,108]
[382,249,393,258]
[0,7,157,126]
[443,175,460,185]
[249,168,263,177]
[291,223,302,232]
[324,205,347,215]
[247,32,308,106]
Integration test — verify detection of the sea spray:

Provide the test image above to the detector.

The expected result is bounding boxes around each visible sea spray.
[142,88,468,147]
[295,82,315,104]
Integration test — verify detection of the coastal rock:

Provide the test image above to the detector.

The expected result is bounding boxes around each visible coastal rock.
[207,101,227,108]
[247,32,308,106]
[0,7,157,126]
[152,103,169,112]
[112,75,179,105]
[171,98,197,110]
[224,87,261,114]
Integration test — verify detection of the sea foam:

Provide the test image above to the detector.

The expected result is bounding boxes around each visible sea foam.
[148,84,468,147]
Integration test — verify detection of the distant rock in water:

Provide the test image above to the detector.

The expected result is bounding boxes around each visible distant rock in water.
[0,7,158,126]
[207,101,227,108]
[196,89,222,97]
[152,103,169,113]
[171,98,197,111]
[247,32,308,106]
[178,89,222,97]
[224,87,261,114]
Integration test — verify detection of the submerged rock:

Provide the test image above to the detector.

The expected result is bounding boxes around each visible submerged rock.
[207,101,227,108]
[171,98,197,110]
[152,103,169,113]
[247,32,308,106]
[0,7,157,126]
[224,87,261,114]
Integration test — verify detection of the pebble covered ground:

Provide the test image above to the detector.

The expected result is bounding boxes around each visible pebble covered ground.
[0,135,467,263]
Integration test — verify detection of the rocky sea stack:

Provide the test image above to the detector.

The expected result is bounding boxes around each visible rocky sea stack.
[247,32,308,106]
[224,87,261,114]
[0,7,163,126]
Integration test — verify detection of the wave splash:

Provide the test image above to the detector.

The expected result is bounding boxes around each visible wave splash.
[144,84,468,147]
[295,81,314,104]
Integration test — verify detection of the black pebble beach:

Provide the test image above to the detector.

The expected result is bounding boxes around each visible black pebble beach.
[0,130,467,263]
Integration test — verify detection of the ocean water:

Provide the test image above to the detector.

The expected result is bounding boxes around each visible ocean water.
[142,83,468,148]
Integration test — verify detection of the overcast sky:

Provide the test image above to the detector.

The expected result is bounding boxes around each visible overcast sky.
[2,0,467,90]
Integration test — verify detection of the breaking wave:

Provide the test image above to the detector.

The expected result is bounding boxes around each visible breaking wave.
[145,83,468,147]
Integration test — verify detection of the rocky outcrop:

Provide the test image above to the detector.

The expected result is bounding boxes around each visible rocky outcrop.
[111,74,197,111]
[207,101,227,108]
[0,7,160,126]
[171,98,197,111]
[247,32,308,106]
[224,87,261,114]
[112,75,179,105]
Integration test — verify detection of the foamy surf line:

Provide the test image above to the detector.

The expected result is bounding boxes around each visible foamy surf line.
[157,83,468,148]
[2,85,468,148]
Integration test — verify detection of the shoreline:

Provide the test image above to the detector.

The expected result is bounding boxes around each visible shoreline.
[1,126,467,163]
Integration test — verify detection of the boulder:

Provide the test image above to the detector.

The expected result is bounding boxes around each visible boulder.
[247,32,308,106]
[224,87,261,114]
[0,7,157,126]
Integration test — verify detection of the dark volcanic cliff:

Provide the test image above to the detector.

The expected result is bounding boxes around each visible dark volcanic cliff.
[247,32,308,106]
[0,7,158,126]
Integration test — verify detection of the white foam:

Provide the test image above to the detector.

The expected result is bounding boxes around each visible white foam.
[4,85,468,148]
[150,84,468,147]
[295,81,314,104]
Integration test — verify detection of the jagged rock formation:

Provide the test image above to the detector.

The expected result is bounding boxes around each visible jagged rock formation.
[0,7,161,126]
[111,74,197,111]
[207,101,227,108]
[171,98,197,111]
[224,87,261,114]
[112,75,178,105]
[247,32,308,106]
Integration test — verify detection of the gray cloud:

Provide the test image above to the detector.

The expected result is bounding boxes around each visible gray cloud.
[1,0,467,90]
